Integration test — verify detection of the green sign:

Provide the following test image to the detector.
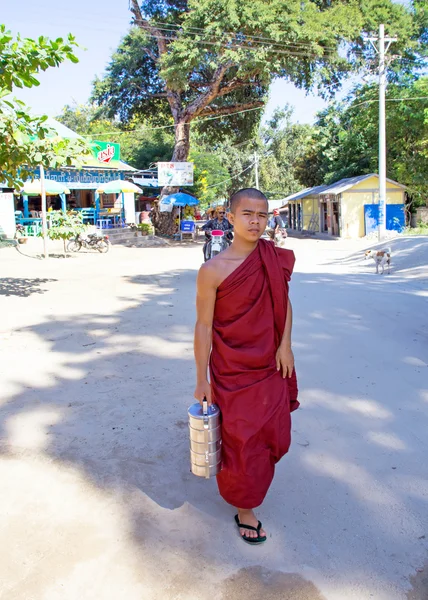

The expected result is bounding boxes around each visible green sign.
[91,141,120,164]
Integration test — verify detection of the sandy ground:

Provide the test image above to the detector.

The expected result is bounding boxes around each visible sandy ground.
[0,234,427,600]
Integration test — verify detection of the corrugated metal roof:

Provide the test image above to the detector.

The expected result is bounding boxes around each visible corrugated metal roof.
[280,184,329,205]
[268,199,287,211]
[281,173,406,207]
[319,173,406,195]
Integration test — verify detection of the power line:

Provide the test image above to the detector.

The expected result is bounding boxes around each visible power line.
[83,105,265,137]
[138,30,338,60]
[205,161,256,189]
[137,20,426,66]
[205,147,272,189]
[148,22,351,55]
[349,95,428,109]
[136,28,427,73]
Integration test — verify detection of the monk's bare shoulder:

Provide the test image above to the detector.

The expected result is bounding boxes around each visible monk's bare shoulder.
[198,255,225,289]
[198,247,235,289]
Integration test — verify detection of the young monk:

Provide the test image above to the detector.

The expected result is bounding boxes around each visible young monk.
[194,188,299,545]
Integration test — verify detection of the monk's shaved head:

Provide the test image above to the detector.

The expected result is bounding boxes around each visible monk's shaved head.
[229,188,268,213]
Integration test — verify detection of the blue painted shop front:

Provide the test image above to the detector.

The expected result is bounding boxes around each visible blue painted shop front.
[364,204,405,235]
[20,168,125,218]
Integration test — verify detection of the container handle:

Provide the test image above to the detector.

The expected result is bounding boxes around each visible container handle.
[203,397,210,479]
[203,398,209,430]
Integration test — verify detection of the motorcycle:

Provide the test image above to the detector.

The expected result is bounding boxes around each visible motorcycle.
[67,232,110,253]
[203,229,231,262]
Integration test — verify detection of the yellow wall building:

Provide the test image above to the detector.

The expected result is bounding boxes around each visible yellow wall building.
[282,174,406,238]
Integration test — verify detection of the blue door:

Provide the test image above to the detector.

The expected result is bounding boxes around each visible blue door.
[364,204,379,234]
[364,204,405,234]
[386,204,405,232]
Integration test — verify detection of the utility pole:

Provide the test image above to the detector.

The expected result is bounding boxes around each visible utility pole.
[368,25,397,241]
[40,164,48,259]
[254,151,259,189]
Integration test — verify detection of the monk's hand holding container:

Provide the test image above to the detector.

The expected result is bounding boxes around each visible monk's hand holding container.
[194,380,213,406]
[275,343,295,379]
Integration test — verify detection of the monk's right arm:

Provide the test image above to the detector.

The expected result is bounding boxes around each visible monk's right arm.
[194,265,217,406]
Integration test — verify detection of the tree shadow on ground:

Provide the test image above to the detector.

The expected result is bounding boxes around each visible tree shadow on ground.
[0,277,57,297]
[0,266,427,598]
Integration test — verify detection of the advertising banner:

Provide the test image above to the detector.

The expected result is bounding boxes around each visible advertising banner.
[158,162,194,186]
[91,141,121,164]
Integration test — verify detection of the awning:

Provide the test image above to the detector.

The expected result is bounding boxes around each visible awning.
[131,177,160,187]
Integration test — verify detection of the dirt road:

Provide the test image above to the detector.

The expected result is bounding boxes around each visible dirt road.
[0,236,427,600]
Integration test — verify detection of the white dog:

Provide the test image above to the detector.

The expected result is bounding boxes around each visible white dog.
[364,247,391,274]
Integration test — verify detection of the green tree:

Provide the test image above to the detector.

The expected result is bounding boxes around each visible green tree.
[296,76,428,207]
[0,26,90,188]
[187,148,230,207]
[43,210,87,256]
[57,102,175,169]
[187,108,315,202]
[258,108,314,199]
[93,0,420,181]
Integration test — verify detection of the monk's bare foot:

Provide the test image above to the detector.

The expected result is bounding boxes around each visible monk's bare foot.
[237,508,267,539]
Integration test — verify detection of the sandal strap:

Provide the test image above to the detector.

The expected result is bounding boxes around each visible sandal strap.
[235,515,263,533]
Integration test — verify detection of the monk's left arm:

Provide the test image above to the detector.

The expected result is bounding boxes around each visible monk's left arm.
[275,298,295,378]
[283,298,293,348]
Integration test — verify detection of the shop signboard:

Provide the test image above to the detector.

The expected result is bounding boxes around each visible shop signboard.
[43,169,124,189]
[158,162,194,186]
[91,141,121,164]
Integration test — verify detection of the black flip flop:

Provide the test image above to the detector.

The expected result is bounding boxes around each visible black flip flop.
[234,514,267,545]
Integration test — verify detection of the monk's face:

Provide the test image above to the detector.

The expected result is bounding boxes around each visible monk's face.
[228,197,268,242]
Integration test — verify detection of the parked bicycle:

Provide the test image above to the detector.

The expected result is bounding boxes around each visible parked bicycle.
[67,232,110,253]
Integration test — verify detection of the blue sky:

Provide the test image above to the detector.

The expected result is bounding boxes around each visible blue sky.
[4,1,379,126]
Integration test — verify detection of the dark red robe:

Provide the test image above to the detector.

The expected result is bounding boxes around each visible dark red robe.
[210,238,299,509]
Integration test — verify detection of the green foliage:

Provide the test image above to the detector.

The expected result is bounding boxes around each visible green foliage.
[187,148,230,207]
[44,211,87,242]
[187,107,314,201]
[137,222,154,234]
[123,129,174,168]
[56,102,174,169]
[404,223,428,235]
[0,25,91,188]
[92,0,422,164]
[297,76,428,207]
[56,103,113,136]
[258,108,314,198]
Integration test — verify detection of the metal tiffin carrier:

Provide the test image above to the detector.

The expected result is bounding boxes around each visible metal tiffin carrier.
[188,399,222,479]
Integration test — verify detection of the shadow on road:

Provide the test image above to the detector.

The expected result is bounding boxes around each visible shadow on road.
[0,277,57,297]
[0,264,427,598]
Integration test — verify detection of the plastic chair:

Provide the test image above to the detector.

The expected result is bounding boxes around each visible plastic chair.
[81,208,96,225]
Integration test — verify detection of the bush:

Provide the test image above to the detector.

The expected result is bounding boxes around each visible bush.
[41,210,87,254]
[137,223,154,235]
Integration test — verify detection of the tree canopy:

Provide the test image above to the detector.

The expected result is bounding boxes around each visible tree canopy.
[0,26,90,188]
[296,76,428,207]
[92,0,422,171]
[56,102,175,169]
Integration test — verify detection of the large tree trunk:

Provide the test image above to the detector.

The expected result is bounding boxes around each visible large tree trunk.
[152,119,191,236]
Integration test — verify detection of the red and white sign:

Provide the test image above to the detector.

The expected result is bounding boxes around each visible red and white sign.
[97,144,115,164]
